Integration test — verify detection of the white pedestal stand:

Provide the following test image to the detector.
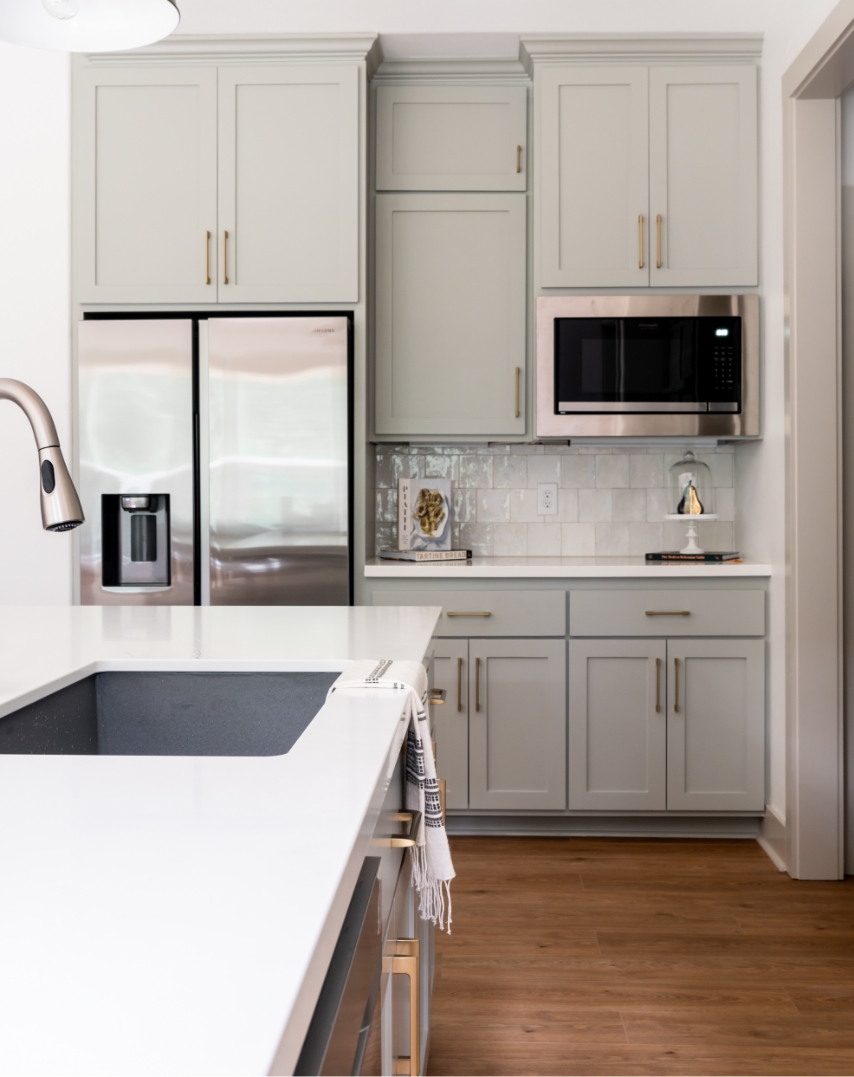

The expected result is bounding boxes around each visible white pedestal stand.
[665,513,717,555]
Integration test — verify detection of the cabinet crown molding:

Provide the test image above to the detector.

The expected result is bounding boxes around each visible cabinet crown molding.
[78,31,380,67]
[519,33,763,74]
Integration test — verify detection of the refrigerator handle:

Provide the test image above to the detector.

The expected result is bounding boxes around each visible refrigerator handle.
[198,321,211,606]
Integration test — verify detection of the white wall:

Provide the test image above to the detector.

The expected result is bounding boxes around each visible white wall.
[0,43,71,604]
[0,0,845,816]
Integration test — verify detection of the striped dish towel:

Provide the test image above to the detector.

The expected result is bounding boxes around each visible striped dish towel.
[328,658,455,932]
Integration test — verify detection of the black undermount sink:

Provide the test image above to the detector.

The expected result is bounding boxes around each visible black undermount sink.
[0,672,339,756]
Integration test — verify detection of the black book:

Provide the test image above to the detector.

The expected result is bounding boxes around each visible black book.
[645,551,741,563]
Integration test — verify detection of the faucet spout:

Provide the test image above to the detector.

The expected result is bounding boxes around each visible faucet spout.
[0,379,84,532]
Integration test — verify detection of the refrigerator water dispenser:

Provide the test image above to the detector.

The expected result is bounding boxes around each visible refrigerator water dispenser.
[101,494,171,588]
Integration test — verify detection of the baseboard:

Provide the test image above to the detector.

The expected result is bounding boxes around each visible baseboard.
[757,804,787,871]
[445,814,762,839]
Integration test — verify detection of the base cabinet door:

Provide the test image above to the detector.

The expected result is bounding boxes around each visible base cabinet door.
[666,638,765,811]
[217,65,359,302]
[468,638,566,811]
[432,640,469,809]
[568,639,667,810]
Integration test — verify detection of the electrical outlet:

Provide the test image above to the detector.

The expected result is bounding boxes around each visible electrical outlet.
[537,483,558,515]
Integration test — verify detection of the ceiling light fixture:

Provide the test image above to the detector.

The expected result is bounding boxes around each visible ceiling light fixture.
[0,0,179,53]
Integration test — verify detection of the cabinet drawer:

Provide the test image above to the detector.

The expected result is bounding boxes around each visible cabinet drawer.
[570,589,764,637]
[372,590,565,637]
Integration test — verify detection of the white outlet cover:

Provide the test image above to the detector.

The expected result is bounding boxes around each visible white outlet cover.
[537,483,558,515]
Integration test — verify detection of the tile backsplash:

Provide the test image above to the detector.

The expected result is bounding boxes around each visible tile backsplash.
[372,444,736,558]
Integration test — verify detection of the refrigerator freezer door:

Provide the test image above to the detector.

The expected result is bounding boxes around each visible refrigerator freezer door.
[78,319,195,606]
[206,316,350,605]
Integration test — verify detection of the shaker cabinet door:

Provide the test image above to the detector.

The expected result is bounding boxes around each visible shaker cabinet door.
[375,193,527,437]
[75,66,218,304]
[432,639,469,810]
[568,639,667,811]
[376,85,528,191]
[649,65,758,287]
[217,65,359,302]
[538,66,649,288]
[468,638,566,811]
[666,638,765,811]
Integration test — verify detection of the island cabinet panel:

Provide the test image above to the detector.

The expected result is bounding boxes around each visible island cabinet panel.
[376,85,528,191]
[468,638,566,811]
[568,639,667,810]
[649,66,758,287]
[538,66,649,288]
[75,67,218,304]
[218,66,359,302]
[667,638,765,811]
[374,193,527,437]
[432,640,469,810]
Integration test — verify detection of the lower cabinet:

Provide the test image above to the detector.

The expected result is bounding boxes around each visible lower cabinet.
[569,637,765,812]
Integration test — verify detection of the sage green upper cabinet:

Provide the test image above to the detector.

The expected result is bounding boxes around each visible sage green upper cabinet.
[375,193,526,437]
[538,66,649,288]
[218,66,359,302]
[537,62,758,289]
[76,67,218,304]
[376,85,528,191]
[649,66,758,287]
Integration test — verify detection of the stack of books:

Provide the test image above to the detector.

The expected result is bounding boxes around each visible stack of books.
[380,549,472,563]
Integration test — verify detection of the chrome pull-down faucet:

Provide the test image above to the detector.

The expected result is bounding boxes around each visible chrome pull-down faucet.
[0,379,84,531]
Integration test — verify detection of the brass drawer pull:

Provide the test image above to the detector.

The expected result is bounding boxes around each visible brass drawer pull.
[204,229,211,284]
[475,656,481,712]
[387,809,422,849]
[516,144,522,173]
[429,689,446,706]
[638,214,644,269]
[674,658,680,713]
[645,610,690,616]
[655,657,661,713]
[656,213,662,269]
[447,611,491,618]
[515,367,520,418]
[222,230,229,285]
[457,656,462,712]
[391,938,420,1077]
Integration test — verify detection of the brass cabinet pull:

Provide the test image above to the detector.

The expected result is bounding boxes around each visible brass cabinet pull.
[655,657,661,713]
[437,777,447,825]
[447,611,491,618]
[638,214,644,269]
[457,656,462,712]
[516,144,522,173]
[656,214,662,269]
[204,230,211,284]
[391,939,420,1077]
[222,230,229,285]
[475,656,481,712]
[674,658,680,713]
[515,367,520,418]
[387,809,422,849]
[645,610,690,617]
[429,689,446,706]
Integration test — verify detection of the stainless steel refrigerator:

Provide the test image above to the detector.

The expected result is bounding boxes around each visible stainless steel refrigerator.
[78,315,351,606]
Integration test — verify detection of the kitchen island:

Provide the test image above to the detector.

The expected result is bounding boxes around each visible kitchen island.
[0,604,440,1077]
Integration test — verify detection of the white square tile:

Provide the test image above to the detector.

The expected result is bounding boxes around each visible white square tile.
[555,487,579,522]
[715,487,735,522]
[646,488,673,522]
[629,453,664,489]
[493,454,528,489]
[594,522,630,556]
[453,489,477,524]
[459,523,493,556]
[700,452,734,487]
[510,488,543,523]
[425,454,458,482]
[527,523,561,556]
[527,455,560,487]
[477,489,511,523]
[375,488,398,522]
[561,522,595,556]
[596,454,630,489]
[579,488,612,522]
[560,455,596,489]
[629,521,664,557]
[493,523,527,556]
[458,455,493,489]
[612,488,647,522]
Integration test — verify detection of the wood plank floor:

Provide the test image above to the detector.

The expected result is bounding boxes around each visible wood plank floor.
[427,837,854,1076]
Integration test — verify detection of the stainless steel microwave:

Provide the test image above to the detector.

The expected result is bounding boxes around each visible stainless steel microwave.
[536,295,759,438]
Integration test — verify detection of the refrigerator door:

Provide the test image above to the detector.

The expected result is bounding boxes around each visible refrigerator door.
[78,319,195,606]
[206,316,350,605]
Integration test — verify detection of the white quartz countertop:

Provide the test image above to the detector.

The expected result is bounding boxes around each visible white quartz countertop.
[364,556,772,578]
[0,605,441,1077]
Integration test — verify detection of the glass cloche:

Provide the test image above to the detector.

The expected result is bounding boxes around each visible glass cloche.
[669,450,714,516]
